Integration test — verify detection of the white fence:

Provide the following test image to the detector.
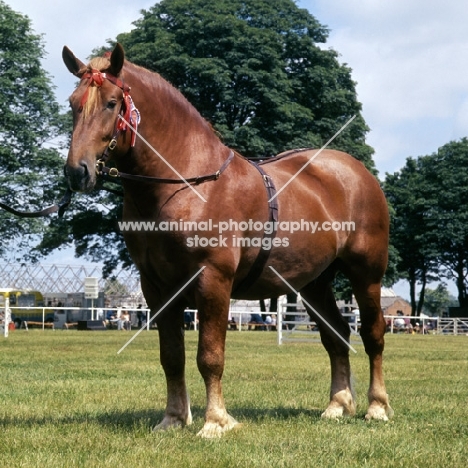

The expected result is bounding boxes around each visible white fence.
[436,317,468,335]
[276,305,467,344]
[2,304,467,340]
[0,306,151,333]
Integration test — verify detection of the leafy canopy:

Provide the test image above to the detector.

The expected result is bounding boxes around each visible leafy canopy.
[385,138,468,309]
[116,0,375,169]
[0,0,66,258]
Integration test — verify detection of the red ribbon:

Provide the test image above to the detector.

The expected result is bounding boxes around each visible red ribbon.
[79,69,105,111]
[79,69,140,147]
[117,94,140,146]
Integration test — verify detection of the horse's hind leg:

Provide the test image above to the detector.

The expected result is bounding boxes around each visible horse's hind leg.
[345,260,394,421]
[300,272,356,419]
[353,280,393,420]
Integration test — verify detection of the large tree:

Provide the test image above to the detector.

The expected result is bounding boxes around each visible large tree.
[423,284,457,317]
[384,157,440,315]
[425,139,468,307]
[0,1,66,258]
[42,0,378,274]
[385,138,468,311]
[115,0,375,169]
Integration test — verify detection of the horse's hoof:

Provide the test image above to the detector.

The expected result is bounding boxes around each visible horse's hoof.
[196,414,241,438]
[321,391,356,419]
[152,419,183,432]
[152,411,193,432]
[365,403,394,421]
[321,406,344,420]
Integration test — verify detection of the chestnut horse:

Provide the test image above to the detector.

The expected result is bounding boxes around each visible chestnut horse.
[63,43,393,438]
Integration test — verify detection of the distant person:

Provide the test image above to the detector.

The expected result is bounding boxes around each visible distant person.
[184,309,195,330]
[264,315,276,331]
[137,304,143,327]
[394,311,406,332]
[249,313,265,330]
[228,314,237,330]
[105,309,116,328]
[119,310,131,331]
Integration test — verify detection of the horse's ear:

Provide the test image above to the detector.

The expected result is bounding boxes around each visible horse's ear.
[62,46,85,77]
[109,43,125,76]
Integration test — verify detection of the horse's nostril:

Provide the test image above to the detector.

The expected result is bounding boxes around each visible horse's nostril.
[80,160,89,176]
[65,159,94,192]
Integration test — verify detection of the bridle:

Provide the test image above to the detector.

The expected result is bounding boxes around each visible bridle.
[0,67,234,219]
[78,68,140,163]
[78,68,235,186]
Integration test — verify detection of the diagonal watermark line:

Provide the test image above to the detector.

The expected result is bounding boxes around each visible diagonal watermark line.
[269,266,357,353]
[118,115,207,203]
[269,115,357,202]
[117,266,206,354]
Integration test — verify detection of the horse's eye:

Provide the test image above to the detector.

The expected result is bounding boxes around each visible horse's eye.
[107,100,118,110]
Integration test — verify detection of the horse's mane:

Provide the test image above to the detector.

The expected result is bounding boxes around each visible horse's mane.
[122,60,214,133]
[78,55,217,140]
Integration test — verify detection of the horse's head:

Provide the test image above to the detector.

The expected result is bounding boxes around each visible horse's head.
[62,43,133,192]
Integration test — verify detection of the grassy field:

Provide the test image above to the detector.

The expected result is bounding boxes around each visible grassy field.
[0,329,467,467]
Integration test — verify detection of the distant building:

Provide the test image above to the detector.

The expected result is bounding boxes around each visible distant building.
[337,287,412,316]
[380,287,412,316]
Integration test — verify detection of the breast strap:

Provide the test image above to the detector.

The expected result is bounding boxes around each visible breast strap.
[232,162,278,295]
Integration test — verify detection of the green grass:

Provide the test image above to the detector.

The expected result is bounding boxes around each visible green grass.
[1,330,467,467]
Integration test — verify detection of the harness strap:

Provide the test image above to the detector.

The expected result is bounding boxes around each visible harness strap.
[0,188,73,219]
[0,151,235,219]
[232,162,278,295]
[98,150,235,185]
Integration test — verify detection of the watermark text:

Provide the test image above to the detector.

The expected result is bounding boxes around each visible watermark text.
[118,218,355,250]
[118,219,355,235]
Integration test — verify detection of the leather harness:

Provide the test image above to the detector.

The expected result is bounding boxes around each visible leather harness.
[0,67,279,293]
[231,161,278,294]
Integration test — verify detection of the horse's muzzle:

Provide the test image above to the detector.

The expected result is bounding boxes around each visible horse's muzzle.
[64,160,95,192]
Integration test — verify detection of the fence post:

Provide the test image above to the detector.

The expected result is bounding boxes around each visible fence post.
[3,297,10,338]
[277,309,282,345]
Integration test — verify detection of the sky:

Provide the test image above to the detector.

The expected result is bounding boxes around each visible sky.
[6,0,468,177]
[5,0,468,298]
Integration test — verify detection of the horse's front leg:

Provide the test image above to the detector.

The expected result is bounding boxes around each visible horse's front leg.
[195,276,240,438]
[152,303,192,431]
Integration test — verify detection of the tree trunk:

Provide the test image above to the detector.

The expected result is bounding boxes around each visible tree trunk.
[409,267,417,316]
[455,250,467,307]
[416,271,426,316]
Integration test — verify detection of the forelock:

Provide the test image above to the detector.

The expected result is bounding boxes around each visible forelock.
[79,57,111,118]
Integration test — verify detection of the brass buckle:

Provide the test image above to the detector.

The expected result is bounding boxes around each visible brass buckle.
[108,167,119,177]
[108,138,118,151]
[96,159,104,174]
